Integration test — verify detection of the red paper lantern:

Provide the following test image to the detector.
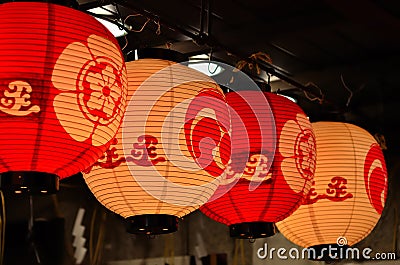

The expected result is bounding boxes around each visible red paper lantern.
[200,91,316,238]
[84,57,231,234]
[0,2,128,194]
[276,122,387,260]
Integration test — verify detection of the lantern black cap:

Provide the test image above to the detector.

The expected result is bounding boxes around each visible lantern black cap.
[307,244,349,261]
[126,48,188,63]
[126,214,179,235]
[229,222,276,239]
[0,171,59,195]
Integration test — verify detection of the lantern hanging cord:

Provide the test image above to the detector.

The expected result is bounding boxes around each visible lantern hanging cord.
[28,196,41,264]
[340,73,366,108]
[303,82,325,104]
[234,52,273,75]
[123,14,151,32]
[84,11,130,32]
[121,14,163,50]
[207,48,219,75]
[340,74,353,107]
[51,195,75,262]
[89,206,107,265]
[121,35,128,51]
[163,234,175,265]
[374,133,387,150]
[79,0,340,109]
[233,239,246,265]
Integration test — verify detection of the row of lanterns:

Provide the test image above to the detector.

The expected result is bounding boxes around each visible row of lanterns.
[0,1,388,260]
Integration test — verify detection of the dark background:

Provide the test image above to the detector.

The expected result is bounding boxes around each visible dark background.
[3,0,400,264]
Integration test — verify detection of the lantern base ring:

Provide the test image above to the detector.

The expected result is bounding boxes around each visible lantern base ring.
[0,171,59,195]
[229,222,275,239]
[307,244,349,261]
[126,214,179,235]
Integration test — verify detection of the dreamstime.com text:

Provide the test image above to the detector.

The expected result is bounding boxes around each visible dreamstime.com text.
[257,237,396,260]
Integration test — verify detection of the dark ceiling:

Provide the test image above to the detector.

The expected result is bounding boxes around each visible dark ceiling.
[77,0,400,151]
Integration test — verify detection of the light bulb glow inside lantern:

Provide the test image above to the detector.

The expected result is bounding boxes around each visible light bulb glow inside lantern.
[200,91,316,239]
[84,58,231,234]
[276,121,388,261]
[0,2,128,194]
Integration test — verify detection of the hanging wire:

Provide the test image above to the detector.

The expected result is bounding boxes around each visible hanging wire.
[207,48,219,75]
[94,211,106,265]
[234,51,272,75]
[121,14,150,51]
[99,5,118,16]
[233,239,246,265]
[340,74,353,107]
[0,191,5,265]
[163,234,175,265]
[199,0,206,36]
[114,3,122,17]
[303,82,325,104]
[374,133,388,150]
[28,196,41,264]
[155,19,161,35]
[51,195,75,263]
[233,239,239,265]
[85,0,338,110]
[121,35,129,51]
[89,206,107,265]
[240,240,245,265]
[121,13,163,50]
[340,74,366,108]
[124,14,151,32]
[89,206,96,265]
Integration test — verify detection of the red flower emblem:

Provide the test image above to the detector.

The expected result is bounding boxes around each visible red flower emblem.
[52,34,127,146]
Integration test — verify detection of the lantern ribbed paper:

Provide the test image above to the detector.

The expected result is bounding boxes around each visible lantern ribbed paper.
[0,2,127,194]
[200,91,316,238]
[276,122,387,252]
[83,58,231,234]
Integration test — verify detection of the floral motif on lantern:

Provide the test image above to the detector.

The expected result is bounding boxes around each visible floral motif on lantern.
[184,88,231,177]
[364,143,387,214]
[280,113,316,193]
[52,34,127,146]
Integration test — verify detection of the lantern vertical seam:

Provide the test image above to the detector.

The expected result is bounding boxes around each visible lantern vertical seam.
[31,3,55,171]
[342,123,358,241]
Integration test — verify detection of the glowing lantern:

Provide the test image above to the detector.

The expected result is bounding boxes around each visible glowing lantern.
[200,91,316,239]
[276,122,387,258]
[0,2,127,194]
[83,56,231,234]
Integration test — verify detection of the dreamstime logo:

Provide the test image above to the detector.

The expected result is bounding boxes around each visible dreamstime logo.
[257,236,396,261]
[336,236,348,246]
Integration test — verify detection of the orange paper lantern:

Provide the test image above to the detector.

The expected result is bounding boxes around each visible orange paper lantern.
[84,57,231,234]
[0,2,127,194]
[276,121,387,258]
